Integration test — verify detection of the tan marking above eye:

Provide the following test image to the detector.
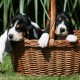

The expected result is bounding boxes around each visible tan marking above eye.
[66,18,69,22]
[58,17,62,21]
[10,23,13,28]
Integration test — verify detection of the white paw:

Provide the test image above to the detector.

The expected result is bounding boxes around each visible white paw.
[38,33,49,48]
[66,34,77,42]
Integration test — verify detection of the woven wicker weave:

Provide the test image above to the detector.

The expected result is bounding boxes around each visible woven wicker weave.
[11,30,80,76]
[10,0,80,76]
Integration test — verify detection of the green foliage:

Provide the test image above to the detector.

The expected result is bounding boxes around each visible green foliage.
[0,0,80,32]
[34,0,38,24]
[40,0,50,29]
[3,0,10,31]
[19,0,25,13]
[63,0,68,12]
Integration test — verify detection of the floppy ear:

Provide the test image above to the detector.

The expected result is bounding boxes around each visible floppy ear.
[23,15,31,26]
[14,13,31,26]
[5,39,13,52]
[25,24,32,38]
[68,24,74,34]
[33,28,38,39]
[68,17,74,34]
[23,15,33,38]
[5,29,13,52]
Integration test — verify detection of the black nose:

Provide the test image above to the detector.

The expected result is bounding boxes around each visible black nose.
[60,28,65,32]
[9,34,13,39]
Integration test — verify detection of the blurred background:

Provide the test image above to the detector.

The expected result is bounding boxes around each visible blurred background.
[0,0,80,35]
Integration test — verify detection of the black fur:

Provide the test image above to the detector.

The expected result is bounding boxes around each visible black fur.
[8,13,41,39]
[45,12,74,40]
[56,12,74,34]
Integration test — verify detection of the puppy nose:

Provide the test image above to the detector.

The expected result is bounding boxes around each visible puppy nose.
[60,28,65,32]
[9,34,13,39]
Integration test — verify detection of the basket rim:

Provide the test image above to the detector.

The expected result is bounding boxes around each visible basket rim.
[12,39,80,48]
[12,30,80,48]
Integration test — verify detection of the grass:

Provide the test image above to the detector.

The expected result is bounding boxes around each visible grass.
[0,55,80,80]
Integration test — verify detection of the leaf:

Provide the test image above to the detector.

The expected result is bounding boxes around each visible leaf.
[63,0,68,12]
[0,0,3,8]
[40,0,50,21]
[34,0,38,24]
[19,0,25,13]
[3,0,10,31]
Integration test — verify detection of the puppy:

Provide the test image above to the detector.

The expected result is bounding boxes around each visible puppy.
[38,12,77,48]
[8,13,41,41]
[0,13,41,63]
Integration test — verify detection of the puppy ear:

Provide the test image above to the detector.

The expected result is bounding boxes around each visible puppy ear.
[5,39,13,52]
[24,15,32,38]
[23,15,31,26]
[33,29,38,39]
[18,13,31,26]
[15,13,31,26]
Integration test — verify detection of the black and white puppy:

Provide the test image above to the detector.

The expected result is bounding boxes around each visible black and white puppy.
[0,13,41,63]
[8,13,41,41]
[38,12,77,48]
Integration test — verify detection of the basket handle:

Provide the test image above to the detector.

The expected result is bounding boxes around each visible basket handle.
[49,0,56,46]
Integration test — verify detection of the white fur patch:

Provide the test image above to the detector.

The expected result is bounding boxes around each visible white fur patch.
[38,33,49,48]
[66,34,77,42]
[31,21,40,29]
[0,30,7,63]
[8,20,23,41]
[55,21,68,35]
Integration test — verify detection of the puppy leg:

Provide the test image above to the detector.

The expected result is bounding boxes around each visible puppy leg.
[0,30,7,63]
[38,33,49,48]
[38,23,50,48]
[66,34,77,42]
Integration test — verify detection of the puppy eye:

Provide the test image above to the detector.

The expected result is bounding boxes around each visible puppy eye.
[16,27,20,31]
[16,25,20,30]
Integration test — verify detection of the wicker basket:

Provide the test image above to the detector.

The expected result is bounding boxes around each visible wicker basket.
[11,32,80,76]
[10,0,80,76]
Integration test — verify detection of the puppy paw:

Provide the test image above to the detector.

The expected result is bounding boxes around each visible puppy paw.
[66,34,77,42]
[38,33,49,48]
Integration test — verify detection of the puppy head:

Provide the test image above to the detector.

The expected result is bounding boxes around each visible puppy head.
[8,13,31,41]
[55,12,73,36]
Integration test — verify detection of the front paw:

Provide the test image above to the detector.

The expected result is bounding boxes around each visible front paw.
[38,33,49,48]
[66,34,77,42]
